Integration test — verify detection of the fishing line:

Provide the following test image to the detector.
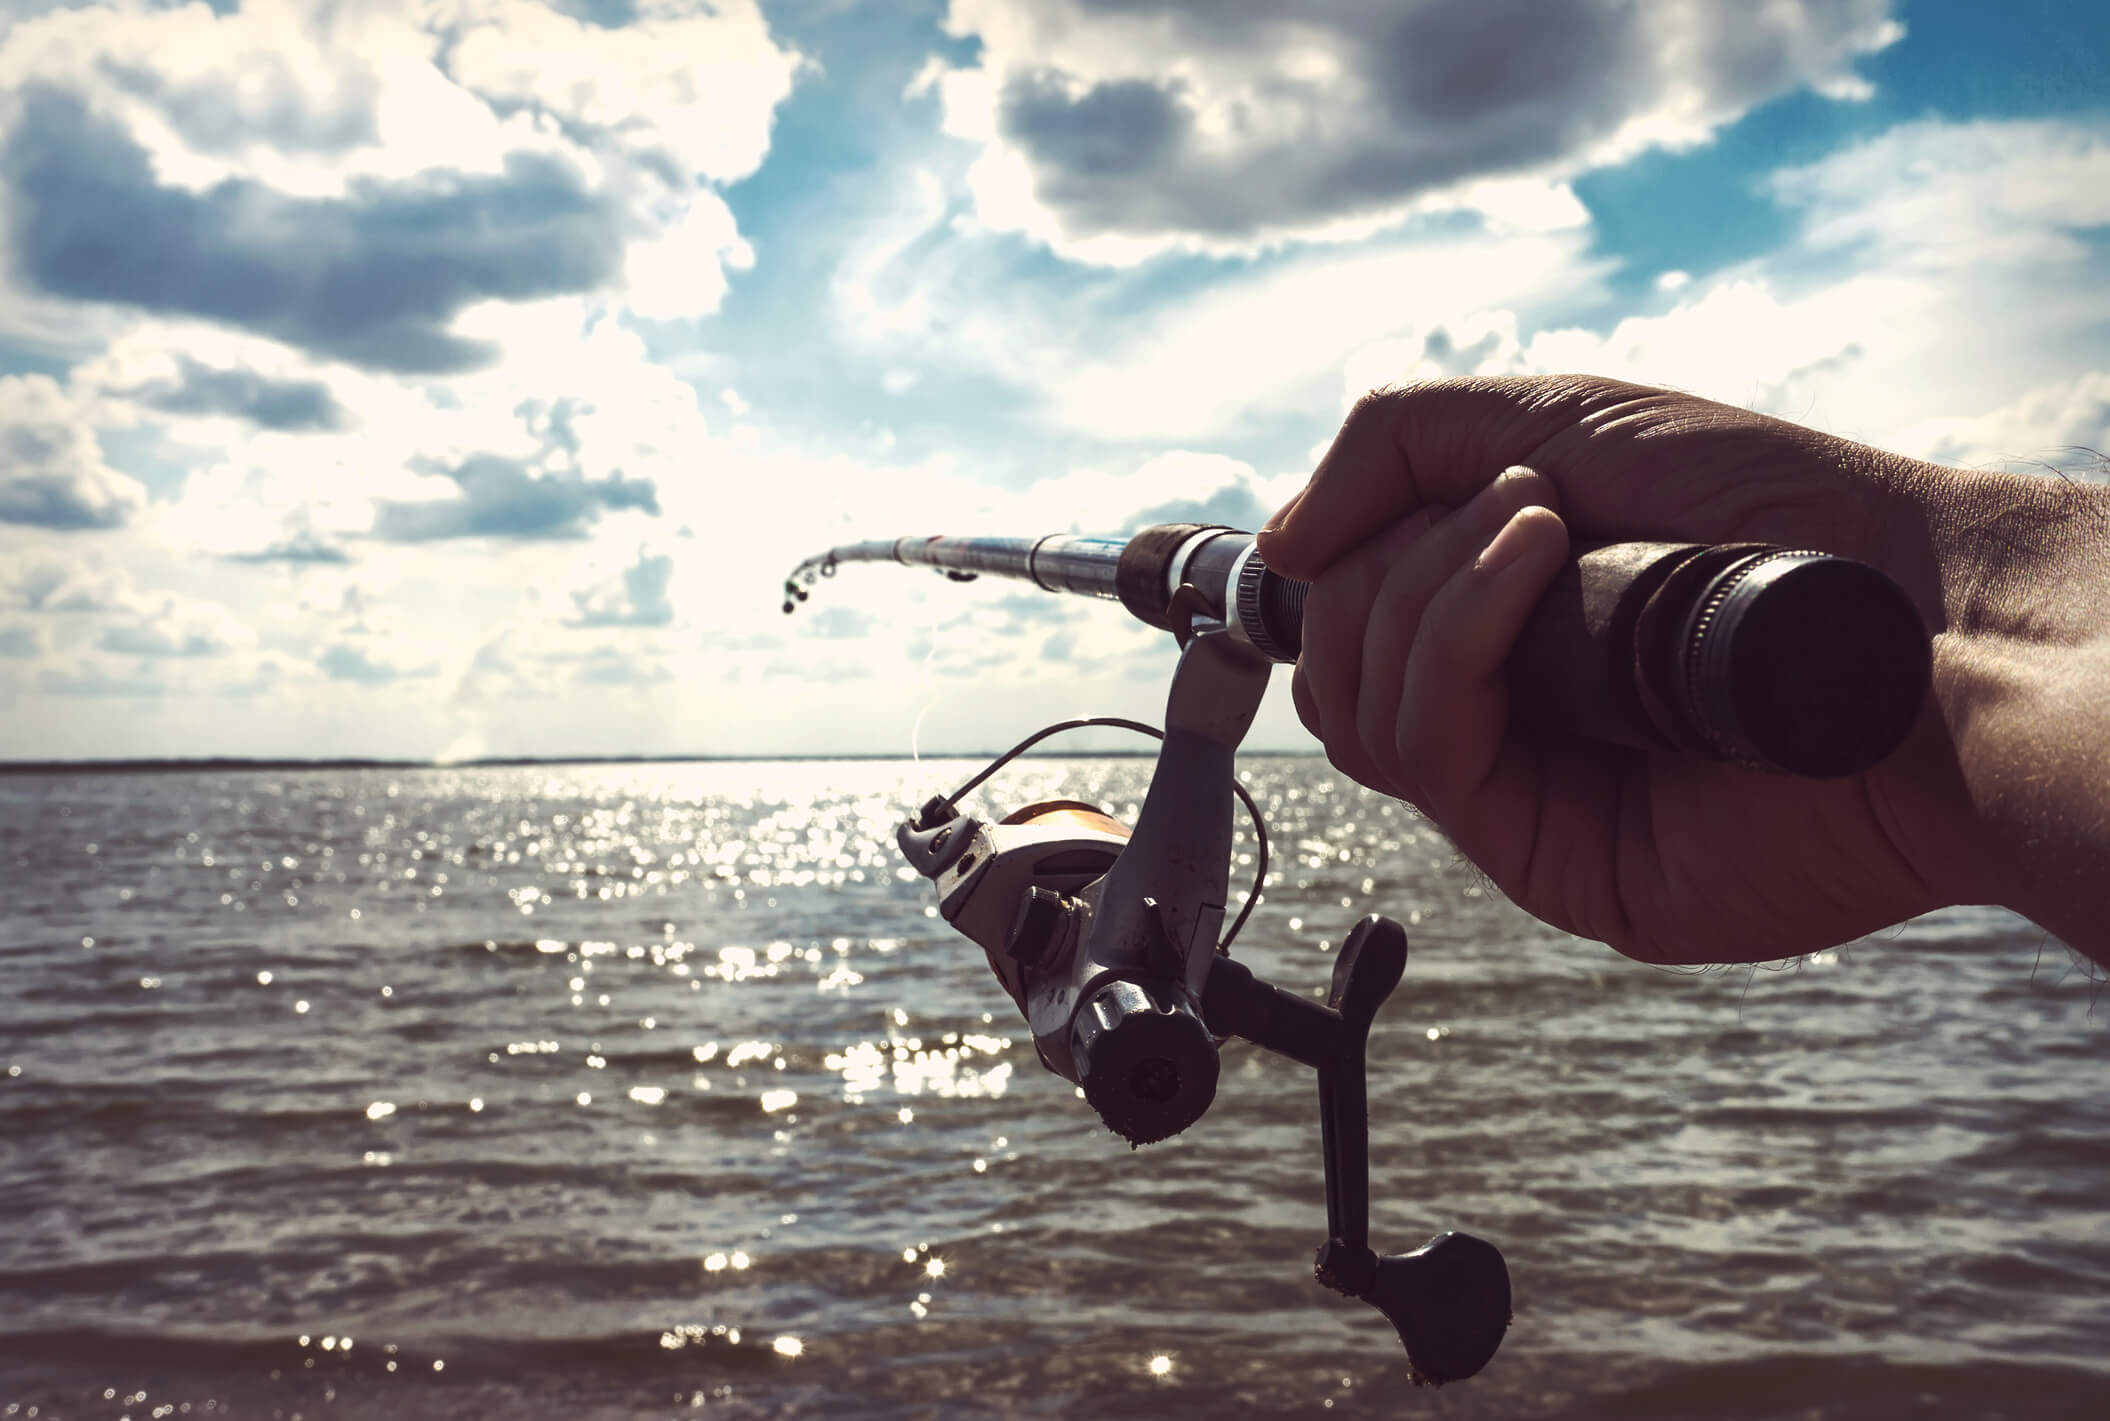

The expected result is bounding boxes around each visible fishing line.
[933,715,1271,952]
[906,594,944,767]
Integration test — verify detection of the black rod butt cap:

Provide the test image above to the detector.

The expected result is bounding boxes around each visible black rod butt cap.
[1690,552,1930,778]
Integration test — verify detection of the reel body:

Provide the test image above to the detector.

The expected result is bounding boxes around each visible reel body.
[894,615,1512,1386]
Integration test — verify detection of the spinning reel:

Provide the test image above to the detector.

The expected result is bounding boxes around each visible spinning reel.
[795,518,1926,1383]
[894,610,1512,1387]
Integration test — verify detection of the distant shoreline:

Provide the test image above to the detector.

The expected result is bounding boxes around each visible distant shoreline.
[1,751,1322,776]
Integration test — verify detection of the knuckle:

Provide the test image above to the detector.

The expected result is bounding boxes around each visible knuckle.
[1355,707,1401,788]
[1388,699,1427,782]
[1323,739,1360,780]
[1323,737,1390,797]
[1380,504,1446,553]
[1414,605,1474,668]
[1300,566,1347,619]
[1347,378,1469,427]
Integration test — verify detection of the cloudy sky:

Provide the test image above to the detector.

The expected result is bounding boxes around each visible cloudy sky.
[1,0,2105,762]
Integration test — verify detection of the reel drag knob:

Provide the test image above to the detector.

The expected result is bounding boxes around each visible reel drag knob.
[1069,979,1220,1147]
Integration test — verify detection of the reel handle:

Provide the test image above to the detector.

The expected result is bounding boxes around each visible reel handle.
[895,620,1511,1382]
[1202,917,1511,1385]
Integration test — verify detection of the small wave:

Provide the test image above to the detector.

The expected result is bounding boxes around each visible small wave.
[0,1324,804,1381]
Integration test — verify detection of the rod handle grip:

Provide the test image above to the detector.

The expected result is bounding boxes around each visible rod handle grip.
[1242,542,1929,779]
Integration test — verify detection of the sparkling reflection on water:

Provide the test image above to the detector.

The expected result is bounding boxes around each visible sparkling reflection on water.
[1,759,2107,1420]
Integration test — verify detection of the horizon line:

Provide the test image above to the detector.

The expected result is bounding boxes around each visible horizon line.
[1,749,1325,775]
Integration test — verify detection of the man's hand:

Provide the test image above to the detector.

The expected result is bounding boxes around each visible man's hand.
[1259,375,2110,966]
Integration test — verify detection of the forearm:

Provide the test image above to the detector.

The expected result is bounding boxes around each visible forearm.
[1914,470,2110,963]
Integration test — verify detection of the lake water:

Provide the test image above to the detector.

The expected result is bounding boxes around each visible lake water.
[2,758,2106,1419]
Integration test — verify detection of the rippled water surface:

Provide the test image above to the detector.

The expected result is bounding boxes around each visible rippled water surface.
[3,759,2107,1420]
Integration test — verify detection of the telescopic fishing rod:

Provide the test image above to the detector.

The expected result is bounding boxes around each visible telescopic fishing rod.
[785,526,1929,778]
[779,523,1930,1387]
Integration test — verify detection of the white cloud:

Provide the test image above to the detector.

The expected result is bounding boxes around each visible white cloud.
[568,547,677,627]
[5,554,131,613]
[1,552,253,656]
[106,303,711,559]
[0,1,522,198]
[444,0,799,185]
[1892,372,2110,478]
[0,374,147,530]
[96,592,255,658]
[1063,230,1599,440]
[1773,118,2110,273]
[622,192,753,319]
[1015,450,1303,535]
[0,0,800,369]
[928,0,1902,262]
[36,658,164,698]
[1325,117,2110,460]
[833,169,1606,443]
[319,641,433,684]
[1051,226,1609,442]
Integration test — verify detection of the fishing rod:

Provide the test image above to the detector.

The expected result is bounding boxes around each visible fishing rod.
[780,523,1929,1386]
[785,526,1929,777]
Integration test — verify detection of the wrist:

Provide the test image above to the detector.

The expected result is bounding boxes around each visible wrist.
[1890,465,2110,955]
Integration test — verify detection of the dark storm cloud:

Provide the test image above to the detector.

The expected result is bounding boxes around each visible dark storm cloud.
[127,357,350,431]
[1375,0,1633,136]
[981,0,1897,244]
[372,454,658,542]
[999,71,1187,179]
[1,86,625,373]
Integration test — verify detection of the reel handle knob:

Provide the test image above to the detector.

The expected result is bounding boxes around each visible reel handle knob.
[1359,1232,1512,1387]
